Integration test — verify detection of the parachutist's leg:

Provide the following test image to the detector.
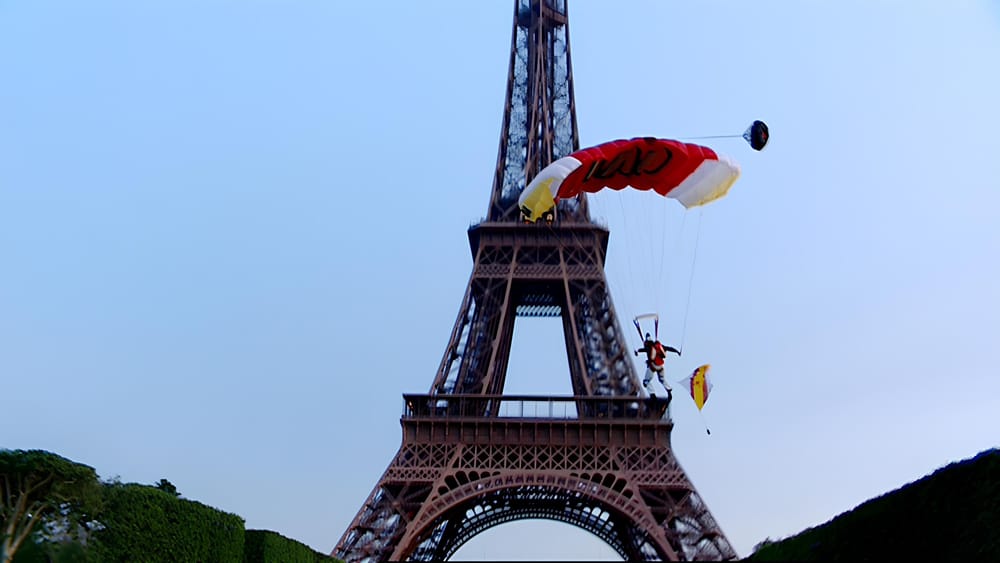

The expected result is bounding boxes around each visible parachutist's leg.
[657,371,672,392]
[643,368,655,397]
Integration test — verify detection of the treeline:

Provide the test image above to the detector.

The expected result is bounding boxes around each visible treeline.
[1,449,338,563]
[746,448,1000,562]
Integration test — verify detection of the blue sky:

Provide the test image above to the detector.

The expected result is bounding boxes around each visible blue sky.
[2,1,999,560]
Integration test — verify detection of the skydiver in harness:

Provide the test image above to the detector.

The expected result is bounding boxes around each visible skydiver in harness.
[635,332,681,400]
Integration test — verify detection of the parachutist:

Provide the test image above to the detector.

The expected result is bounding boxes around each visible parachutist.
[635,332,680,398]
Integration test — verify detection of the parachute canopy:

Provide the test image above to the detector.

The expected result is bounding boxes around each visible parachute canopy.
[743,120,769,151]
[686,364,713,411]
[518,137,741,222]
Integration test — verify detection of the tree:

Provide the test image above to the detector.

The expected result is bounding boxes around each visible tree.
[153,479,179,497]
[0,450,102,563]
[752,537,775,553]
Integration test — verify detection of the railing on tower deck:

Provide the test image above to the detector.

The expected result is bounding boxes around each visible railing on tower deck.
[402,394,671,422]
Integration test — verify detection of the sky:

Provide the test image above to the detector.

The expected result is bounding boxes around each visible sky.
[2,1,999,560]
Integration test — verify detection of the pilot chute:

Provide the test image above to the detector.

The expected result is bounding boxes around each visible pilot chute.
[743,120,769,151]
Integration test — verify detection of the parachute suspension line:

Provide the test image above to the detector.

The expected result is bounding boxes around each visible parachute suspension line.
[585,193,627,318]
[652,209,687,345]
[547,193,640,333]
[678,209,704,354]
[640,190,659,314]
[541,204,631,325]
[617,191,641,319]
[664,206,688,317]
[680,134,743,141]
[698,408,712,435]
[656,195,669,310]
[544,195,641,355]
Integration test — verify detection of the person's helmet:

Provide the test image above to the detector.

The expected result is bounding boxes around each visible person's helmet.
[645,332,653,341]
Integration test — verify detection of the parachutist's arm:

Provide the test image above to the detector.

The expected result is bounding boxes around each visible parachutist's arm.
[664,346,681,356]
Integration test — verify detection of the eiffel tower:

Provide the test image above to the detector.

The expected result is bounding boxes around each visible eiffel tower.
[333,1,737,560]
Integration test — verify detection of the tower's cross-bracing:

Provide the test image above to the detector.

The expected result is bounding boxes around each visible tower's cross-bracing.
[333,1,737,560]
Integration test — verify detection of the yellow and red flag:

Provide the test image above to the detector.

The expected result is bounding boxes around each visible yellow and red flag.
[687,364,713,411]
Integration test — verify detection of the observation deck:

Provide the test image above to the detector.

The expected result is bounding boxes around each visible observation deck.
[401,394,674,449]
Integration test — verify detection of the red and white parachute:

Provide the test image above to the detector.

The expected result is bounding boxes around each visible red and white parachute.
[518,137,741,222]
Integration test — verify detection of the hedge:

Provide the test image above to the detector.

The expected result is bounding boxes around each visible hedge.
[243,529,338,563]
[747,448,1000,561]
[94,483,245,562]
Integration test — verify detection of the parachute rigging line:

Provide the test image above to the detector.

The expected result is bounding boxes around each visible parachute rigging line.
[699,410,712,435]
[680,120,770,152]
[618,190,641,318]
[519,134,745,361]
[633,313,659,340]
[534,193,701,359]
[539,213,637,330]
[678,208,704,354]
[655,195,669,310]
[682,135,741,140]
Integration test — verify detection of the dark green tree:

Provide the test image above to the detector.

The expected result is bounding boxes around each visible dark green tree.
[153,479,179,497]
[0,450,102,563]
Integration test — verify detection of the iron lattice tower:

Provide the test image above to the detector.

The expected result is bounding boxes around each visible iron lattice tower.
[333,1,737,560]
